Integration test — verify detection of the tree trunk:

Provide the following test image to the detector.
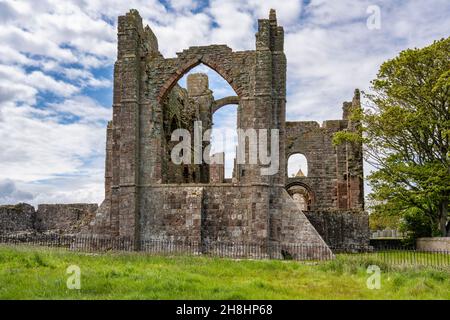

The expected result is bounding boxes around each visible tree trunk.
[438,199,448,237]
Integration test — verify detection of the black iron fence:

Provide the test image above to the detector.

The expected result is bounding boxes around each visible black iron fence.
[0,233,333,260]
[334,246,450,269]
[0,232,449,268]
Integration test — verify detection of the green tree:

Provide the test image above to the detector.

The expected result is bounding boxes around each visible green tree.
[335,37,450,237]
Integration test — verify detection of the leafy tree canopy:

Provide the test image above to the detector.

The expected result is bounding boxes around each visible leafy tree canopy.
[335,37,450,239]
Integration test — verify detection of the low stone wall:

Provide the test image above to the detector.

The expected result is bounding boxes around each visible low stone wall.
[416,237,450,252]
[0,203,98,234]
[0,203,35,232]
[139,184,270,243]
[304,210,370,248]
[139,185,332,243]
[138,185,333,259]
[36,204,98,234]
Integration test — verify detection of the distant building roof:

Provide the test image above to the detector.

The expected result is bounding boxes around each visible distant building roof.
[295,169,305,177]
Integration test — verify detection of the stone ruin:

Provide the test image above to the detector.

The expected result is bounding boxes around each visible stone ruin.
[0,203,98,235]
[0,9,369,257]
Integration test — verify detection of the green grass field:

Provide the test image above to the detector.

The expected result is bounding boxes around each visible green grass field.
[0,245,449,300]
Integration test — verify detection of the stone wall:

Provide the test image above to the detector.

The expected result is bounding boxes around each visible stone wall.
[0,203,98,234]
[35,204,98,234]
[202,185,269,243]
[303,211,370,248]
[0,203,35,232]
[283,90,367,249]
[285,90,364,212]
[140,186,203,242]
[416,237,450,252]
[139,185,269,244]
[138,184,332,258]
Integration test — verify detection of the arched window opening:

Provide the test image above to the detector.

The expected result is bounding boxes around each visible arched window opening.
[287,153,308,178]
[162,64,238,184]
[211,105,238,180]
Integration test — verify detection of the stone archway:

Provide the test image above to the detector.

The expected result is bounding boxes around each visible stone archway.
[156,51,245,104]
[158,67,240,184]
[142,45,258,186]
[212,96,239,114]
[286,181,315,212]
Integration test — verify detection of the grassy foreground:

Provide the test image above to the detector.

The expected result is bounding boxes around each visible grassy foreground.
[0,245,449,300]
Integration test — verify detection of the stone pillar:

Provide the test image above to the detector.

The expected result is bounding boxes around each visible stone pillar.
[270,11,287,186]
[115,10,143,241]
[346,89,364,210]
[110,44,123,237]
[239,12,274,185]
[104,122,113,201]
[336,136,349,209]
[139,26,160,186]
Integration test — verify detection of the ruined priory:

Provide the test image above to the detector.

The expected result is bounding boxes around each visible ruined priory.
[0,9,369,258]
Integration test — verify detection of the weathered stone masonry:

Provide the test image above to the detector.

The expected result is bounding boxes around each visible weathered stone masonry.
[0,203,98,234]
[286,91,364,212]
[82,8,370,255]
[285,90,369,247]
[84,9,342,258]
[0,9,369,254]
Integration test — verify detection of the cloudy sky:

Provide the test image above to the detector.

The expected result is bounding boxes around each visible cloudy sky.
[0,0,449,206]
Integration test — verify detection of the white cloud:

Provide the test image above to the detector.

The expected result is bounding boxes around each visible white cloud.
[0,179,34,204]
[0,103,106,182]
[0,65,79,109]
[0,25,77,63]
[47,95,111,124]
[284,0,450,122]
[246,0,303,26]
[207,1,255,50]
[0,46,35,66]
[169,0,197,12]
[27,71,80,97]
[302,0,370,26]
[150,12,213,57]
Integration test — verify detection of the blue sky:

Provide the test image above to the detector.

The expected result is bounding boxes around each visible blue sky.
[0,0,449,205]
